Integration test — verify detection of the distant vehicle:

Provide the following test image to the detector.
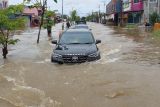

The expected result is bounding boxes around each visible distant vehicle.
[71,24,89,29]
[51,29,101,64]
[75,20,86,24]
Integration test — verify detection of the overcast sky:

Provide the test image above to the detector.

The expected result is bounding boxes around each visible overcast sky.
[9,0,109,17]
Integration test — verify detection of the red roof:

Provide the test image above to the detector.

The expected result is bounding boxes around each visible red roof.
[23,7,38,16]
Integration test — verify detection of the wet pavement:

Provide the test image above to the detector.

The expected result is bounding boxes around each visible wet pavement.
[0,22,160,107]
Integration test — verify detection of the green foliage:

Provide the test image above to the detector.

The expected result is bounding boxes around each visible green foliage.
[153,30,160,38]
[43,18,54,29]
[70,10,77,21]
[45,10,55,18]
[86,13,98,21]
[24,0,57,5]
[8,4,24,13]
[125,23,137,29]
[150,12,160,25]
[0,5,26,58]
[76,16,80,21]
[43,10,55,29]
[0,5,26,31]
[0,36,19,45]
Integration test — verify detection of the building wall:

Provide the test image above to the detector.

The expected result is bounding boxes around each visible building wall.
[131,0,143,11]
[143,0,160,22]
[106,0,153,25]
[0,0,8,9]
[106,0,115,15]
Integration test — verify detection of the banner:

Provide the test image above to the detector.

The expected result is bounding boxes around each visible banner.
[123,0,131,12]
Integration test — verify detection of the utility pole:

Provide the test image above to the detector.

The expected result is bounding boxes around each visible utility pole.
[158,0,160,15]
[103,2,106,23]
[92,10,93,21]
[147,0,150,23]
[62,0,64,30]
[120,0,123,27]
[99,4,101,23]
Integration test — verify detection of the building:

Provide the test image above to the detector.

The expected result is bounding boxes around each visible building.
[143,0,160,23]
[106,0,145,25]
[0,0,8,9]
[122,0,143,24]
[23,6,42,27]
[106,0,116,25]
[114,0,122,25]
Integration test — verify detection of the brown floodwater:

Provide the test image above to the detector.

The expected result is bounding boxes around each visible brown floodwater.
[0,23,160,107]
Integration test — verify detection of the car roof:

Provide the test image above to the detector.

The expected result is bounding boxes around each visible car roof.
[70,24,89,29]
[65,29,91,33]
[75,24,88,26]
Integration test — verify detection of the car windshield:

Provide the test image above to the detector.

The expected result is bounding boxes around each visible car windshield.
[59,32,94,44]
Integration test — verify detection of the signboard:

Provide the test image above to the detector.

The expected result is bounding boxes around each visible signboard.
[123,0,131,12]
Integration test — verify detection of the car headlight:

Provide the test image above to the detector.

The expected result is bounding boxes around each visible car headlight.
[53,53,62,58]
[88,51,100,57]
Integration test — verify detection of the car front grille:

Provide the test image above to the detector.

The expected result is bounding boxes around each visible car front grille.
[62,55,87,63]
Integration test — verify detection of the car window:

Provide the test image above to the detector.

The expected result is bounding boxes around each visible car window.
[59,32,94,44]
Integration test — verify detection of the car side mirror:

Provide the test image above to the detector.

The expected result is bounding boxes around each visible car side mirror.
[96,40,101,44]
[52,40,57,44]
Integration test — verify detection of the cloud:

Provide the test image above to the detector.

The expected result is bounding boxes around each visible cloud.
[9,0,109,16]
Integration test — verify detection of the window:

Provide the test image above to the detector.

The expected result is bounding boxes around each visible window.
[134,0,139,3]
[150,0,157,3]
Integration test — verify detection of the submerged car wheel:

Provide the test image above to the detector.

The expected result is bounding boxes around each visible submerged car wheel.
[97,55,101,60]
[51,57,54,63]
[58,62,63,64]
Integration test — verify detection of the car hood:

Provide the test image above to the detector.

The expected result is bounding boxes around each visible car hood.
[54,44,98,55]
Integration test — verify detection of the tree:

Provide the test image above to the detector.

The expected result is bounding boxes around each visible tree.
[0,5,26,59]
[76,16,80,21]
[70,10,77,21]
[150,12,160,25]
[24,0,57,43]
[86,13,98,22]
[43,10,55,40]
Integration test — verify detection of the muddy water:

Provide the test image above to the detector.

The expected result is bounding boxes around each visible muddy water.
[0,23,160,107]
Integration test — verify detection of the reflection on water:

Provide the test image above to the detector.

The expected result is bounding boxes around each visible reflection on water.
[0,23,160,107]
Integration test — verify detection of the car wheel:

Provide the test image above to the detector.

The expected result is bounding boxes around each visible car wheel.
[51,57,54,63]
[97,55,101,60]
[58,62,63,64]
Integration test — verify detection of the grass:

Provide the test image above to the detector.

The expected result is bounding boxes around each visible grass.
[125,23,137,29]
[151,30,160,45]
[152,30,160,38]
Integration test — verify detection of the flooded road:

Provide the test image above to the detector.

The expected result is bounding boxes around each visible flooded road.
[0,22,160,107]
